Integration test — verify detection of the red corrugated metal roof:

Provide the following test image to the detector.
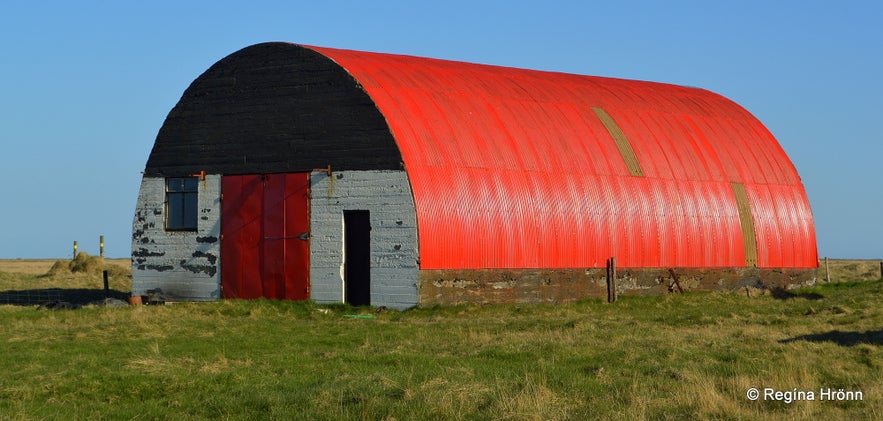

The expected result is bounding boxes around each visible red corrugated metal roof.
[306,45,817,269]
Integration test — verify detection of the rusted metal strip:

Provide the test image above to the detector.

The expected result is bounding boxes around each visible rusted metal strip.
[592,107,645,177]
[731,182,758,267]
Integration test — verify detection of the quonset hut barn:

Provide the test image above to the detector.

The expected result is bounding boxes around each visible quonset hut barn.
[132,42,817,309]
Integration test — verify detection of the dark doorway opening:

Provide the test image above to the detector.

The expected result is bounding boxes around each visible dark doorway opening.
[344,210,371,306]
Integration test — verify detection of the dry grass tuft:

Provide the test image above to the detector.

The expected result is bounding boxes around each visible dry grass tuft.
[199,354,254,374]
[45,252,130,278]
[494,373,571,420]
[418,377,495,417]
[45,259,71,276]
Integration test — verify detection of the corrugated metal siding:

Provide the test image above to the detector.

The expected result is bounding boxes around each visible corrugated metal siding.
[309,45,817,269]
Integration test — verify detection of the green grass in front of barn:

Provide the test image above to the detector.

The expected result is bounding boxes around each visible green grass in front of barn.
[0,260,880,420]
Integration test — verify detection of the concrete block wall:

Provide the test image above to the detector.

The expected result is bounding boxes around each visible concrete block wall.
[131,175,222,300]
[310,170,419,310]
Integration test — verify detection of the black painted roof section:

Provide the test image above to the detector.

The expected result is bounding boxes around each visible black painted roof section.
[144,42,402,176]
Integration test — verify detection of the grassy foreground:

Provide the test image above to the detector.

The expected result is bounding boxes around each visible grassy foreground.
[0,264,881,420]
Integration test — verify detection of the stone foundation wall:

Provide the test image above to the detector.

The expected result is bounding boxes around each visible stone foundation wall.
[418,267,818,306]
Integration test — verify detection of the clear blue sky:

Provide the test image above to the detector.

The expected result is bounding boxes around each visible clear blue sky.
[1,1,880,259]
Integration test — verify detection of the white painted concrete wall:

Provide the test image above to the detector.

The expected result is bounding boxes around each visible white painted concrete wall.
[309,170,419,310]
[131,175,222,300]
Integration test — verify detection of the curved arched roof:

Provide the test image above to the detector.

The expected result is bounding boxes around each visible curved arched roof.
[146,42,817,270]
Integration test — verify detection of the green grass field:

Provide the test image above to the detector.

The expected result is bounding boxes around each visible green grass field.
[0,259,880,420]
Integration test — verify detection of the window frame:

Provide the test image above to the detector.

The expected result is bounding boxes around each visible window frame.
[165,177,200,231]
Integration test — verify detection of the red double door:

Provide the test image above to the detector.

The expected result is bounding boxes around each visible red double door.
[221,173,310,300]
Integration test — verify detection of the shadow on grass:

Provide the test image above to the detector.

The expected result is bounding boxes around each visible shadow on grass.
[0,288,130,307]
[770,287,824,300]
[780,329,883,347]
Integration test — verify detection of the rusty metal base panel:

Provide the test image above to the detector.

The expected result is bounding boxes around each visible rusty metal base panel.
[418,267,818,306]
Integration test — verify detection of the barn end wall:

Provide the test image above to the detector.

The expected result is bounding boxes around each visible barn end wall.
[419,267,818,306]
[309,170,419,310]
[131,176,221,300]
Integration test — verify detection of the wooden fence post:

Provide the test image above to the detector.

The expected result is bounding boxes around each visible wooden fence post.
[667,268,684,293]
[606,258,611,303]
[607,257,618,303]
[612,257,618,303]
[825,257,831,283]
[103,270,109,298]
